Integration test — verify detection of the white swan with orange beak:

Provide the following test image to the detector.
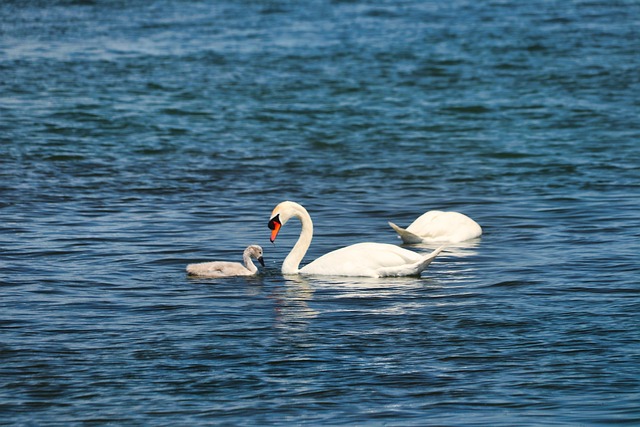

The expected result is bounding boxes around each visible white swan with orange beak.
[268,201,444,278]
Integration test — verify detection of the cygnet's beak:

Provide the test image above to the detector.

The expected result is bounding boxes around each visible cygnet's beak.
[258,256,265,267]
[268,214,281,243]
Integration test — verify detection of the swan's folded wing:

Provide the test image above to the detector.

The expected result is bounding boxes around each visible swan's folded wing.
[300,246,381,277]
[300,243,425,278]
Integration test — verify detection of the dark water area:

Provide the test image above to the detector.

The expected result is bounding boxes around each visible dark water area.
[1,1,639,425]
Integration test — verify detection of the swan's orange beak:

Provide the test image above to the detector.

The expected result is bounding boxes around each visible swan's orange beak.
[268,214,281,243]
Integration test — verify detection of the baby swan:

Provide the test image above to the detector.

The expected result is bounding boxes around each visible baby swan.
[186,245,265,278]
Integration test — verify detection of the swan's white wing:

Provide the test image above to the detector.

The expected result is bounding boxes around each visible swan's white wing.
[300,243,427,278]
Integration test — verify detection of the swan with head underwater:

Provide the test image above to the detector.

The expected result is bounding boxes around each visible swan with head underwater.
[186,245,264,278]
[388,210,482,244]
[268,201,444,278]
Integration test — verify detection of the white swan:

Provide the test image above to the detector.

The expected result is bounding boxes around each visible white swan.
[268,201,444,278]
[186,245,264,278]
[389,210,482,244]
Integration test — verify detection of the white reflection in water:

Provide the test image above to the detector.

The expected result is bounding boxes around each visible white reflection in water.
[401,238,482,258]
[269,275,318,333]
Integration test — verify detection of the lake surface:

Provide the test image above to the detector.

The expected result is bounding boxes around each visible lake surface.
[1,0,639,425]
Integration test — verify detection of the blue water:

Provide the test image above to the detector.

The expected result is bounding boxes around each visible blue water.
[2,1,639,425]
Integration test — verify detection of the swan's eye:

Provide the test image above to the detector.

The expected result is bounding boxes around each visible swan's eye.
[268,214,281,230]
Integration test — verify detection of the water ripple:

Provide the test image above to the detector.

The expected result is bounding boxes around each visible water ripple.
[2,0,639,425]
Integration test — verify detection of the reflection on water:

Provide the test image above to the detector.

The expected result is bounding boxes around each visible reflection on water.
[267,274,448,331]
[400,238,483,258]
[269,276,318,333]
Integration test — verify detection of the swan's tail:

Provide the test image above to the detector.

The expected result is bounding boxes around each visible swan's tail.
[377,245,446,277]
[388,221,424,244]
[415,245,446,273]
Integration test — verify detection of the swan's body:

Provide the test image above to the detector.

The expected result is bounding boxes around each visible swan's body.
[186,245,264,278]
[389,210,482,244]
[268,201,443,278]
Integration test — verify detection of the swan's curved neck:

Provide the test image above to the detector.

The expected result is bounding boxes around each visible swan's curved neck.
[243,252,257,274]
[282,206,313,274]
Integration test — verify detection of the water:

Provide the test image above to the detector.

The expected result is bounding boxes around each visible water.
[1,0,639,425]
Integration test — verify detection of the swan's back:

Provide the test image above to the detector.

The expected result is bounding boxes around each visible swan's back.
[406,211,482,243]
[186,261,253,278]
[300,242,437,278]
